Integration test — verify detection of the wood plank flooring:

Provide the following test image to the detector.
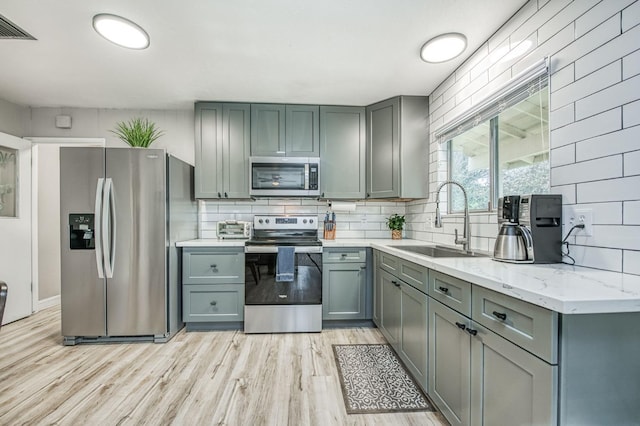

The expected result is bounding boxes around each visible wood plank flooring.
[0,306,447,425]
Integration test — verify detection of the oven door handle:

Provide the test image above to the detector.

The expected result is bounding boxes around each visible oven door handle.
[244,245,322,254]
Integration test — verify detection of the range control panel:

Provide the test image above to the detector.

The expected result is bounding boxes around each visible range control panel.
[253,215,317,230]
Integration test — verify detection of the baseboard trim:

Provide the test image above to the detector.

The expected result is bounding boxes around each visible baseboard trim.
[38,295,60,311]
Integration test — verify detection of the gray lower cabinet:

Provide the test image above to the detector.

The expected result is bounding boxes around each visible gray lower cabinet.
[372,251,381,326]
[195,102,251,199]
[399,282,428,390]
[182,247,245,326]
[379,269,401,346]
[319,106,366,199]
[322,248,367,320]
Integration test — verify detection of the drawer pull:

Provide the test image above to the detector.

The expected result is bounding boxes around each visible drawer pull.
[492,311,507,321]
[391,280,400,287]
[438,286,449,293]
[210,264,218,270]
[341,253,348,258]
[455,322,466,331]
[466,328,478,336]
[210,300,217,306]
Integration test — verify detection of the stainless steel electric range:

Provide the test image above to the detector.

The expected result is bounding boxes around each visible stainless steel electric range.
[244,214,322,333]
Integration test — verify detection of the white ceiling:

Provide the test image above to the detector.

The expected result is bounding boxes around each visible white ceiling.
[0,0,527,110]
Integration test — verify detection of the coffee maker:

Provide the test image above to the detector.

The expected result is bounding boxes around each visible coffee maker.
[493,194,562,263]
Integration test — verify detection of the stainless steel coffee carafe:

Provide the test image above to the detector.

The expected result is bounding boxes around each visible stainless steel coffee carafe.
[493,222,531,261]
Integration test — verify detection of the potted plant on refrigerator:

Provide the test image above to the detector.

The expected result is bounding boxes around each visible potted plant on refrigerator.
[387,213,405,240]
[110,117,164,148]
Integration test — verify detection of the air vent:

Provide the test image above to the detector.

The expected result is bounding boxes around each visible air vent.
[0,14,36,40]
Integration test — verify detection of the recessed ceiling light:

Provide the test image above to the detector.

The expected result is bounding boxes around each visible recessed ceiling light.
[420,33,467,63]
[92,14,149,50]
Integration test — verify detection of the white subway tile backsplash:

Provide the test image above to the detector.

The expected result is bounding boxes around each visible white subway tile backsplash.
[551,143,575,167]
[538,0,598,44]
[576,125,640,162]
[576,0,634,38]
[575,224,640,250]
[550,103,574,131]
[622,0,640,31]
[512,0,570,45]
[550,184,576,204]
[552,14,619,71]
[624,150,640,176]
[552,155,622,186]
[577,176,640,203]
[576,74,640,120]
[623,250,640,275]
[218,205,252,214]
[551,108,621,148]
[569,245,623,272]
[550,63,574,92]
[564,202,623,225]
[624,200,640,225]
[576,24,640,79]
[551,60,621,112]
[623,100,640,127]
[623,48,640,79]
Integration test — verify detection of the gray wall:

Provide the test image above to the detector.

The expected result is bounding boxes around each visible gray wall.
[26,107,195,165]
[0,98,28,137]
[407,0,640,275]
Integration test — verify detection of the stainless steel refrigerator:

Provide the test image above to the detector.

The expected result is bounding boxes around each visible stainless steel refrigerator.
[60,147,197,345]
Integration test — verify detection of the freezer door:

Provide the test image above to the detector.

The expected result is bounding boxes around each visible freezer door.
[60,147,106,337]
[105,148,167,336]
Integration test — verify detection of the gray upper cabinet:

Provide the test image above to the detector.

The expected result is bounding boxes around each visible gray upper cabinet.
[319,106,366,199]
[366,96,428,199]
[251,104,319,157]
[286,105,320,156]
[195,102,250,199]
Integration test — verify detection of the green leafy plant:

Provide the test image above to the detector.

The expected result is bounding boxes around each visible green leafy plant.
[386,213,406,231]
[111,117,164,148]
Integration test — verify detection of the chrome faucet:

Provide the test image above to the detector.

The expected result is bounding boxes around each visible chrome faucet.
[434,180,470,252]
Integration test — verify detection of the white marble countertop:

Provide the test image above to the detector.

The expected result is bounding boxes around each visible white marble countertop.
[176,238,640,314]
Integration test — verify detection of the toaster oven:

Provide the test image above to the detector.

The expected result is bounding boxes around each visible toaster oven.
[217,220,251,239]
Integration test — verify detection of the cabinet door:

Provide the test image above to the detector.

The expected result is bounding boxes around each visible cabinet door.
[251,104,286,156]
[322,262,366,320]
[429,298,471,426]
[222,104,250,198]
[399,283,428,392]
[195,102,223,198]
[470,322,557,426]
[286,105,319,156]
[380,269,401,348]
[366,97,399,198]
[320,106,366,199]
[372,252,381,327]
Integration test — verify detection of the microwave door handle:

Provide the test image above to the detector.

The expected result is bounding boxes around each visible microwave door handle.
[304,163,309,190]
[94,178,105,279]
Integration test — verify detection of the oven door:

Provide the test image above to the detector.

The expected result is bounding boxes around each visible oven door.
[244,245,322,305]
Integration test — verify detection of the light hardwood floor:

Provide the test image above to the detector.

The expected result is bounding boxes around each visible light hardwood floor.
[0,306,447,426]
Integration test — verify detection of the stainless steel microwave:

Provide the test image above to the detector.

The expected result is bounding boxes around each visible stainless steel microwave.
[249,156,320,197]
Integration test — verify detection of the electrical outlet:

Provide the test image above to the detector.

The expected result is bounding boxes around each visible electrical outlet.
[428,214,433,228]
[567,208,593,237]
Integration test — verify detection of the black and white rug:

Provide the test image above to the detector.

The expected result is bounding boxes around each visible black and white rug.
[332,344,435,414]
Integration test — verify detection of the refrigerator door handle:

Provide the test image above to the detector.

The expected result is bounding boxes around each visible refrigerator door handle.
[94,178,105,279]
[103,178,117,279]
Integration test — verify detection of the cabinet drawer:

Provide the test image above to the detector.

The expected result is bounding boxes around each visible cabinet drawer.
[323,248,366,263]
[379,251,400,274]
[183,248,244,284]
[183,284,244,322]
[429,270,471,317]
[398,259,428,294]
[472,286,558,364]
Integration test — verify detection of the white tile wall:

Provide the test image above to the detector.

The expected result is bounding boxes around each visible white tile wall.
[199,199,406,240]
[408,0,640,275]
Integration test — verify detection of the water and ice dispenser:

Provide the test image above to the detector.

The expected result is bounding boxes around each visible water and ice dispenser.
[68,214,95,250]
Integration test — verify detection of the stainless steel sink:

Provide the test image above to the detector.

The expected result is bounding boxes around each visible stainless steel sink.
[393,245,488,258]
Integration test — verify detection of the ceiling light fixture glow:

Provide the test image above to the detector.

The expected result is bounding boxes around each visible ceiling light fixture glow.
[92,14,149,49]
[420,33,467,63]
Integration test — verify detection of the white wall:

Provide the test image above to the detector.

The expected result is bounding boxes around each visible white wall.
[0,98,28,137]
[26,107,195,165]
[407,0,640,274]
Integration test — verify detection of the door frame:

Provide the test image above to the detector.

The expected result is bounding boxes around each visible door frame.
[27,137,105,311]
